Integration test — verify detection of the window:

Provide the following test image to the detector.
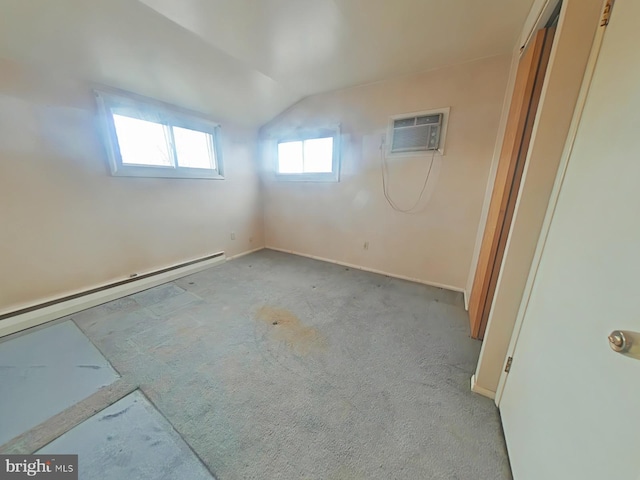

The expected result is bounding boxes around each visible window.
[95,89,223,179]
[275,127,340,181]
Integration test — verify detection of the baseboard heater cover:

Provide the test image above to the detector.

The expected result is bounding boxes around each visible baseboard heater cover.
[0,252,225,339]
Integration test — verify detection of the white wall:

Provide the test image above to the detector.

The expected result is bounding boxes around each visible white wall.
[260,55,511,290]
[0,57,264,314]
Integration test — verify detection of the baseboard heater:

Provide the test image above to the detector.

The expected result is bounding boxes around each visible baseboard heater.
[0,251,226,339]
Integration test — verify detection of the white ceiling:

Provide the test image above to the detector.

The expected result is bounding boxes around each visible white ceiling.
[0,0,534,127]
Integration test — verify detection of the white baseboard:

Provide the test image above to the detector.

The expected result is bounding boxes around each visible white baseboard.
[265,246,465,294]
[227,246,265,260]
[464,290,470,311]
[0,253,227,339]
[470,374,496,400]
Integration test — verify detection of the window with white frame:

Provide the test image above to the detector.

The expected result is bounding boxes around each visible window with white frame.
[95,89,223,179]
[276,127,340,181]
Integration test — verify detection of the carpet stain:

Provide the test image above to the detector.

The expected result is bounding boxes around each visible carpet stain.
[256,306,327,355]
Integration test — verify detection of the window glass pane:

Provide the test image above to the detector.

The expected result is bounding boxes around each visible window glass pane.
[174,126,215,169]
[278,141,303,173]
[303,137,333,173]
[112,114,172,167]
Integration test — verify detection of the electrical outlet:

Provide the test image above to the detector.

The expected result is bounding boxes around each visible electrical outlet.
[363,241,369,250]
[230,232,236,240]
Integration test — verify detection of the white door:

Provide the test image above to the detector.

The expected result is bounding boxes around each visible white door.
[499,1,640,479]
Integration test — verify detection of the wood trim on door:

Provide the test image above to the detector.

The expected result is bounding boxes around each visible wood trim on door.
[469,26,556,339]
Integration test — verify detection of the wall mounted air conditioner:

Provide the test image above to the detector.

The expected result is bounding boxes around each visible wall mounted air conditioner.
[387,107,450,156]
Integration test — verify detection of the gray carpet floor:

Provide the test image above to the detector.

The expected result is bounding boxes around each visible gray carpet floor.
[70,249,511,479]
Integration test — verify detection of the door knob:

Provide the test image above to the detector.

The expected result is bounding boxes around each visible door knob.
[608,330,640,359]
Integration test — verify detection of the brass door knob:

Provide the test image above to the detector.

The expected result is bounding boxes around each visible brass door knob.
[608,330,640,359]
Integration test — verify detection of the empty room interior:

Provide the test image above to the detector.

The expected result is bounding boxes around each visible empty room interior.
[2,0,638,479]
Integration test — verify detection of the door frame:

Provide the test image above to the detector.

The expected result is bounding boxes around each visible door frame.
[469,0,607,400]
[494,0,612,405]
[468,24,556,340]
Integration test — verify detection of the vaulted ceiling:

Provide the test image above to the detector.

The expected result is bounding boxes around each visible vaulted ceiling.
[0,0,535,127]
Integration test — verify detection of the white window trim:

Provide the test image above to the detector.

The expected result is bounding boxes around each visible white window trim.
[274,125,341,182]
[387,107,450,157]
[94,88,224,180]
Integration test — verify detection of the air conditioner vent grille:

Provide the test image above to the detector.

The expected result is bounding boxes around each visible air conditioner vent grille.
[391,113,442,153]
[393,117,415,128]
[416,114,441,125]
